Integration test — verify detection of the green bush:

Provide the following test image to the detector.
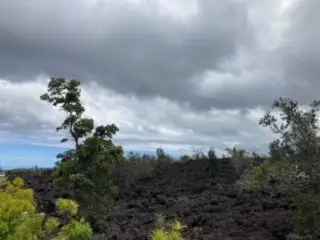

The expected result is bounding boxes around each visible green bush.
[57,198,79,217]
[238,158,320,239]
[56,219,92,240]
[291,192,320,239]
[0,177,92,240]
[151,216,185,240]
[53,137,123,230]
[237,160,302,194]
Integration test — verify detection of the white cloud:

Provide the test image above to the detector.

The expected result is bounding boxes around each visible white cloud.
[0,77,273,155]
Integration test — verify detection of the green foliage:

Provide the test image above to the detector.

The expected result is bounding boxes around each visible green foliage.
[0,178,92,240]
[257,97,320,238]
[40,78,89,149]
[42,78,124,231]
[152,216,185,240]
[0,177,38,239]
[54,133,123,230]
[57,198,79,217]
[238,160,301,194]
[292,192,320,239]
[44,217,60,235]
[239,152,319,239]
[56,219,93,240]
[260,97,320,173]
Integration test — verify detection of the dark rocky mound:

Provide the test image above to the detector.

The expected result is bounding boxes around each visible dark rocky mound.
[8,159,293,240]
[106,159,292,240]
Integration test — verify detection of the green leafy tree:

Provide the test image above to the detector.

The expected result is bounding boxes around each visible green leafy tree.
[54,130,123,229]
[40,78,93,150]
[260,97,320,173]
[41,78,123,231]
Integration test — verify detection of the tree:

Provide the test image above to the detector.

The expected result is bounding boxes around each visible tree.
[41,78,123,231]
[41,78,93,150]
[259,97,320,238]
[156,148,167,160]
[225,147,247,160]
[225,146,252,176]
[208,149,218,177]
[259,97,320,173]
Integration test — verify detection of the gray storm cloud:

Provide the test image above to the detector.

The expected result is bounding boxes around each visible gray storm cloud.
[0,0,254,109]
[0,0,319,154]
[280,0,320,102]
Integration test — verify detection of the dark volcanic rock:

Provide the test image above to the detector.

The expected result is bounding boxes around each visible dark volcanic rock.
[106,159,293,240]
[9,159,293,239]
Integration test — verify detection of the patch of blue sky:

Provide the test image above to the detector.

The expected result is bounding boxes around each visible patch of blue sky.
[0,143,67,169]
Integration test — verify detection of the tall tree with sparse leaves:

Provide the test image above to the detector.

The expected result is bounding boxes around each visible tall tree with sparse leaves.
[41,77,123,231]
[40,78,93,150]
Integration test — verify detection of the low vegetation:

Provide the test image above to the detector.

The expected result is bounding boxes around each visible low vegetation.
[0,177,92,240]
[240,98,320,239]
[151,216,185,240]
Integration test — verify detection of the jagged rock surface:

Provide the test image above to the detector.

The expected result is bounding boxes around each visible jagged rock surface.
[9,159,293,240]
[106,159,292,240]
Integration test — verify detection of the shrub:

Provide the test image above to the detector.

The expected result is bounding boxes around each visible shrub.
[57,198,79,217]
[151,216,185,240]
[291,192,320,239]
[53,135,123,230]
[55,197,93,240]
[237,160,302,194]
[0,177,92,240]
[239,158,320,239]
[56,219,93,240]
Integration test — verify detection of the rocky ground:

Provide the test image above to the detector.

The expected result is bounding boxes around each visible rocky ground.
[9,159,293,240]
[106,159,292,240]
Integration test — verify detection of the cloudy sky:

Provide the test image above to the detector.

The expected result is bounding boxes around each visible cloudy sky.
[0,0,319,168]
